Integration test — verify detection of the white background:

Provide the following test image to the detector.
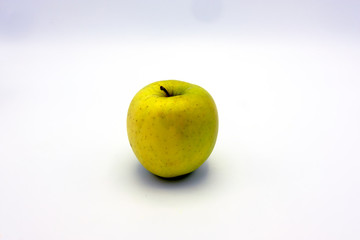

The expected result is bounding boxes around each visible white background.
[1,1,360,239]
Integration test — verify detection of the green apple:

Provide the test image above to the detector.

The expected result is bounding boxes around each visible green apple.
[127,80,218,178]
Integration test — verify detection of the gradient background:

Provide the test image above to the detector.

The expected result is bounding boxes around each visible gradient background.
[1,0,360,39]
[1,1,360,239]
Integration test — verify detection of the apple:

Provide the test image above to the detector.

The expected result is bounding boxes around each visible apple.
[127,80,218,178]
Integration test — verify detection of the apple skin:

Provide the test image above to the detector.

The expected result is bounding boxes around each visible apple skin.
[127,80,218,178]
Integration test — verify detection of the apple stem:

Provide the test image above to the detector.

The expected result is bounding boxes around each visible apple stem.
[160,86,171,97]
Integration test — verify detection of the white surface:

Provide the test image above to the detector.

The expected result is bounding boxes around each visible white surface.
[1,38,360,240]
[1,1,360,239]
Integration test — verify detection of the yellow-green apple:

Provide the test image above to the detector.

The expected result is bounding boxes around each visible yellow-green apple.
[127,80,218,178]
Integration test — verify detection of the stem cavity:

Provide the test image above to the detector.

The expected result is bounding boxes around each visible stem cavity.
[160,86,171,97]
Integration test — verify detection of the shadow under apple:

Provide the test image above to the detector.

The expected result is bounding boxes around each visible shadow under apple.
[135,160,210,190]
